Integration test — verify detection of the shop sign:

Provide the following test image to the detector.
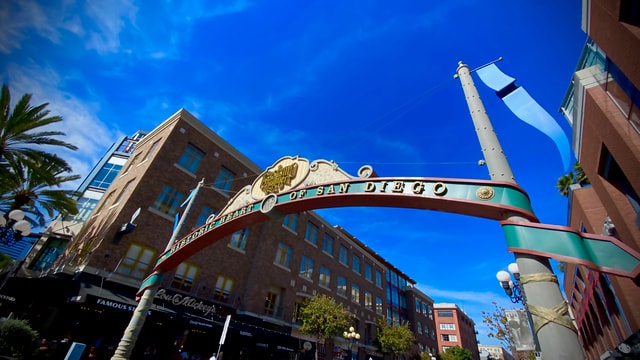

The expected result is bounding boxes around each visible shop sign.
[0,294,16,302]
[155,288,217,317]
[95,298,136,312]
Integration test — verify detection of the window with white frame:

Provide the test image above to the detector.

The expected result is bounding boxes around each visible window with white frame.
[439,323,456,330]
[275,243,292,268]
[319,266,331,288]
[213,275,234,303]
[299,256,314,280]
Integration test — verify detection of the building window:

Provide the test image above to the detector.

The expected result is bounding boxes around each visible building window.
[364,263,373,281]
[422,303,428,316]
[351,283,360,303]
[152,185,185,217]
[66,197,98,223]
[196,206,216,227]
[319,266,331,288]
[599,146,640,215]
[90,163,123,189]
[604,59,640,132]
[171,262,199,292]
[282,213,299,232]
[144,139,161,161]
[375,270,383,288]
[113,179,135,205]
[376,297,383,315]
[337,276,347,297]
[365,291,373,310]
[339,245,348,265]
[275,243,292,268]
[214,167,235,195]
[264,288,281,317]
[229,228,249,250]
[177,143,204,174]
[417,322,423,334]
[415,299,421,312]
[299,256,314,280]
[352,255,361,274]
[116,243,156,279]
[125,153,142,173]
[439,323,456,330]
[305,222,318,245]
[322,234,334,255]
[441,334,457,342]
[438,310,454,317]
[213,275,234,303]
[620,0,640,28]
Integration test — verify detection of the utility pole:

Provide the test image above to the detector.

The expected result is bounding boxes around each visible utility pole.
[111,179,205,360]
[455,61,584,359]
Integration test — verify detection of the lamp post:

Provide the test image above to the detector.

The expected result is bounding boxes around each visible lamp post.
[343,327,360,360]
[497,262,541,354]
[0,210,32,245]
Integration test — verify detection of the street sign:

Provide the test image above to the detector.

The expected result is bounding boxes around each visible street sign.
[219,314,231,345]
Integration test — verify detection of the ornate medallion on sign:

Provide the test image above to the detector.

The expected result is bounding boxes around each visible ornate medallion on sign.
[476,186,495,200]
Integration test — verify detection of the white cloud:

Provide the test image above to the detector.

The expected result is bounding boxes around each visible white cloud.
[0,0,60,53]
[5,62,123,185]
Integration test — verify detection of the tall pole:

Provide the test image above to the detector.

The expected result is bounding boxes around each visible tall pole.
[456,62,584,359]
[111,179,205,360]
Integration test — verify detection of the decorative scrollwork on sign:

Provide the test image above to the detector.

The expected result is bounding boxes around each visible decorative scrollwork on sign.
[357,165,376,178]
[476,186,495,200]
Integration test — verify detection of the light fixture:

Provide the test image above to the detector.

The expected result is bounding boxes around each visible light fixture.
[0,209,32,245]
[496,262,524,303]
[343,326,360,360]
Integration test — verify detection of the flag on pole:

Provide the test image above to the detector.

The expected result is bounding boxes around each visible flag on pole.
[476,63,571,171]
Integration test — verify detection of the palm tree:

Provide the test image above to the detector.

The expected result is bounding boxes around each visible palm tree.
[0,83,78,183]
[556,162,590,197]
[0,156,80,227]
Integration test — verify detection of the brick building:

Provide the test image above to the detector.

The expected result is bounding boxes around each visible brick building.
[2,108,445,359]
[433,303,480,359]
[559,0,640,358]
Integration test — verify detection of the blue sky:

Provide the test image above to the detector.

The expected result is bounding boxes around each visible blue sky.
[1,0,587,348]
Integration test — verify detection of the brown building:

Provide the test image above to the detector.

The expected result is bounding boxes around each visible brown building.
[2,108,444,360]
[433,303,480,359]
[559,0,640,358]
[405,285,438,356]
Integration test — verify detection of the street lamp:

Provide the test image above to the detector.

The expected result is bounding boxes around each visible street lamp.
[0,210,32,245]
[496,262,524,303]
[343,327,360,360]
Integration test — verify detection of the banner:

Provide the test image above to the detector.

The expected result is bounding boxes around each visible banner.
[476,63,571,171]
[505,309,535,351]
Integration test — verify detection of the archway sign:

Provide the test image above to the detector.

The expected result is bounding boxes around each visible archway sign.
[139,156,640,295]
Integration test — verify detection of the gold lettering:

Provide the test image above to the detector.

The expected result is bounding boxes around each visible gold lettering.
[392,181,404,192]
[339,183,350,193]
[326,185,335,194]
[290,192,297,200]
[260,163,299,194]
[364,182,376,192]
[299,189,307,198]
[317,186,325,195]
[380,181,388,192]
[433,182,447,196]
[412,181,424,194]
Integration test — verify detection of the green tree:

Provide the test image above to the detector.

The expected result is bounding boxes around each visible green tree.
[0,318,38,359]
[0,156,79,227]
[299,294,352,360]
[481,302,535,360]
[376,317,415,359]
[556,162,590,197]
[0,83,77,183]
[0,252,12,271]
[440,346,472,360]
